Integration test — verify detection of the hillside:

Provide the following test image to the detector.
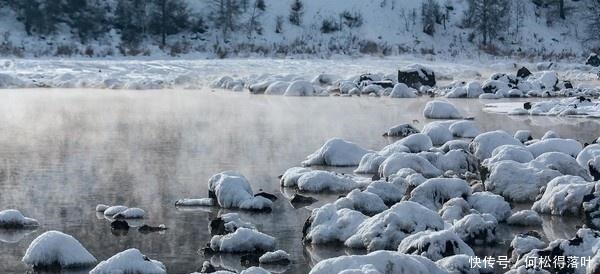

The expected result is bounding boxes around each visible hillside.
[0,0,598,59]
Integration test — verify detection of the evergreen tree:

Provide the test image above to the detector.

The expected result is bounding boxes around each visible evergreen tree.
[421,0,441,35]
[464,0,510,45]
[289,0,304,26]
[148,0,190,47]
[115,0,147,47]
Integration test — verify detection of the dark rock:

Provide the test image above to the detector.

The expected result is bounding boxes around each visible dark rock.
[590,163,600,181]
[255,192,278,201]
[359,73,377,83]
[209,218,227,235]
[111,220,130,230]
[138,225,168,234]
[563,80,573,89]
[240,253,261,267]
[398,66,436,89]
[523,102,532,110]
[368,81,394,89]
[200,261,217,273]
[586,53,600,67]
[371,173,381,181]
[290,194,318,206]
[208,190,217,199]
[516,66,532,78]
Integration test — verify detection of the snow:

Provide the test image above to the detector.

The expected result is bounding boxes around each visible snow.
[89,248,166,274]
[264,81,290,95]
[389,83,417,98]
[296,170,361,192]
[509,234,545,261]
[308,250,447,274]
[449,120,480,138]
[210,227,276,253]
[507,210,543,226]
[280,167,311,187]
[422,149,478,174]
[217,213,257,234]
[451,213,498,245]
[577,144,600,173]
[485,98,600,118]
[423,100,462,119]
[114,208,145,219]
[481,145,534,166]
[103,205,128,217]
[527,138,583,158]
[354,153,387,174]
[485,160,562,202]
[422,121,453,146]
[95,204,109,212]
[514,130,533,143]
[436,254,481,274]
[409,178,472,211]
[22,231,97,268]
[532,152,592,180]
[532,175,596,215]
[175,198,215,206]
[258,250,291,264]
[208,171,273,211]
[284,80,316,96]
[439,198,471,223]
[0,209,39,228]
[365,180,406,205]
[397,229,474,261]
[304,204,367,244]
[335,189,388,216]
[345,201,444,251]
[382,123,419,138]
[302,138,370,167]
[395,133,433,153]
[467,192,512,222]
[469,130,523,160]
[378,152,442,178]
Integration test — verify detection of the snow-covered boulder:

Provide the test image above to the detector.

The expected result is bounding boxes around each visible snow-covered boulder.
[398,64,436,88]
[482,145,534,167]
[309,250,447,274]
[436,254,481,274]
[509,234,545,262]
[389,83,417,98]
[296,170,361,192]
[264,81,289,95]
[283,80,315,96]
[382,123,420,137]
[209,213,256,235]
[514,130,533,143]
[280,167,311,187]
[532,175,596,215]
[467,192,511,222]
[527,138,582,158]
[423,100,462,119]
[451,213,498,245]
[532,152,592,180]
[409,178,471,211]
[345,201,444,251]
[396,133,433,152]
[449,120,480,138]
[90,248,165,274]
[0,209,39,228]
[365,180,407,205]
[259,250,291,264]
[209,171,272,211]
[378,152,442,178]
[507,210,543,226]
[22,231,97,269]
[439,198,471,222]
[334,189,388,216]
[422,121,453,146]
[354,153,387,174]
[114,208,145,219]
[210,228,275,253]
[485,160,562,202]
[421,149,478,174]
[103,205,128,217]
[302,138,370,167]
[577,144,600,172]
[303,204,367,244]
[469,130,523,160]
[398,230,474,261]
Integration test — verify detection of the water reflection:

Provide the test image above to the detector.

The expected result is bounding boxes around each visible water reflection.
[0,89,598,273]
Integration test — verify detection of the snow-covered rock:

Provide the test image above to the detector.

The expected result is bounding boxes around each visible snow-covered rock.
[335,189,388,216]
[449,120,480,138]
[532,152,593,180]
[309,250,447,274]
[527,138,583,158]
[175,198,215,207]
[469,130,523,160]
[507,210,543,226]
[389,83,417,98]
[258,250,291,264]
[283,80,315,96]
[0,209,39,228]
[395,133,433,152]
[302,138,370,167]
[422,121,453,146]
[378,152,442,178]
[210,213,256,235]
[409,178,471,211]
[303,204,367,244]
[382,123,420,137]
[345,201,444,251]
[365,180,407,205]
[22,231,97,268]
[451,213,498,245]
[436,254,481,274]
[398,229,474,261]
[532,175,596,215]
[482,145,534,167]
[439,198,471,222]
[514,130,533,143]
[103,205,128,217]
[354,153,387,174]
[509,234,545,262]
[296,170,361,192]
[209,171,272,211]
[423,100,462,119]
[485,160,562,202]
[467,192,511,222]
[90,248,165,274]
[114,208,145,219]
[264,81,290,95]
[210,227,275,253]
[577,144,600,172]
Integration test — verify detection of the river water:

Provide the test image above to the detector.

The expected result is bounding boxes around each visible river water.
[0,89,598,273]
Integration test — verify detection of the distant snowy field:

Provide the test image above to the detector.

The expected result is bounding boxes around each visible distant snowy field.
[0,56,598,90]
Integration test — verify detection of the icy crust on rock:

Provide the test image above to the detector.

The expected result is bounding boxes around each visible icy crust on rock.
[449,120,480,138]
[344,201,444,251]
[22,231,97,268]
[422,121,453,146]
[302,138,370,167]
[281,167,364,192]
[423,100,462,119]
[408,178,471,211]
[531,152,593,180]
[0,209,39,228]
[485,160,562,202]
[114,208,146,219]
[365,180,406,205]
[578,144,600,172]
[283,80,316,96]
[304,204,367,244]
[532,175,596,215]
[507,210,543,226]
[439,198,472,223]
[395,133,433,153]
[467,192,511,222]
[397,229,474,261]
[308,250,448,274]
[469,130,523,160]
[451,213,498,245]
[208,171,273,211]
[389,83,417,98]
[210,228,276,253]
[89,248,165,274]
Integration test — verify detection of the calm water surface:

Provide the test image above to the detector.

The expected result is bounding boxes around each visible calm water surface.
[0,89,599,274]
